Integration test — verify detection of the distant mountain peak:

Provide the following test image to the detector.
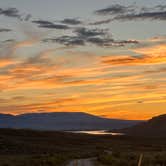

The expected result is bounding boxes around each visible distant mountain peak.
[0,112,141,131]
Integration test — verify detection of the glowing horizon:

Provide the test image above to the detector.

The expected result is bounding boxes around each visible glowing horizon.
[0,0,165,120]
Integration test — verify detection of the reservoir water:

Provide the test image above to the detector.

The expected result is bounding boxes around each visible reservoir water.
[68,130,123,135]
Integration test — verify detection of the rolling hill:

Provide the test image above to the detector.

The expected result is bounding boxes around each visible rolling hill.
[0,112,141,131]
[118,114,166,137]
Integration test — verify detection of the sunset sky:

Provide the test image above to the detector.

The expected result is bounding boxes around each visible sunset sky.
[0,0,166,120]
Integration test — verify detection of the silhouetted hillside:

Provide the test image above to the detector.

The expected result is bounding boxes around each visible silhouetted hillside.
[119,114,166,137]
[0,112,141,131]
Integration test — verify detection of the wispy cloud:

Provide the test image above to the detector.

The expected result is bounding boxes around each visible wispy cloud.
[32,20,69,29]
[102,43,166,66]
[115,11,166,21]
[60,18,82,25]
[95,4,135,15]
[0,7,31,21]
[44,27,138,47]
[93,4,166,24]
[0,8,20,18]
[0,2,165,119]
[0,28,12,32]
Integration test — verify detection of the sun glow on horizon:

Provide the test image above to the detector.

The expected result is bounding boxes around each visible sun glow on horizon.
[0,1,165,120]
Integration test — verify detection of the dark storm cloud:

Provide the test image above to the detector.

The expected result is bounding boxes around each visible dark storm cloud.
[0,28,12,32]
[60,18,82,25]
[94,4,166,24]
[43,27,139,47]
[32,20,69,29]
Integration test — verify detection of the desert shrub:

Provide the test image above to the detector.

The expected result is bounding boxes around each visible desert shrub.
[141,152,166,166]
[0,154,69,166]
[97,152,138,166]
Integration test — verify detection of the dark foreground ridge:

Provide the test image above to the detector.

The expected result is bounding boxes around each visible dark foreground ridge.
[118,114,166,137]
[0,112,141,130]
[0,127,166,155]
[0,127,166,165]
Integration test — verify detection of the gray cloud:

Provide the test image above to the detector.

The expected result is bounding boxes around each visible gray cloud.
[0,8,20,18]
[32,20,69,29]
[95,4,135,15]
[115,11,166,21]
[75,27,108,38]
[60,18,82,25]
[45,36,115,47]
[44,36,85,46]
[43,27,138,47]
[44,27,111,46]
[0,28,12,32]
[90,19,112,25]
[94,4,166,24]
[0,7,32,21]
[86,37,113,46]
[2,39,15,43]
[24,14,32,21]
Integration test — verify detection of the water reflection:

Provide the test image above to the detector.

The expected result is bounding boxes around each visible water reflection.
[69,130,123,135]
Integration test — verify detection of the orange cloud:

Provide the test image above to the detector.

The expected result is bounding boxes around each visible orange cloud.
[102,54,166,66]
[0,39,165,120]
[0,59,16,68]
[102,43,166,66]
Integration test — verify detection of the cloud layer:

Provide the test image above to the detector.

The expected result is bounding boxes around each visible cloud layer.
[44,27,138,47]
[0,2,166,119]
[94,4,166,24]
[32,20,69,29]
